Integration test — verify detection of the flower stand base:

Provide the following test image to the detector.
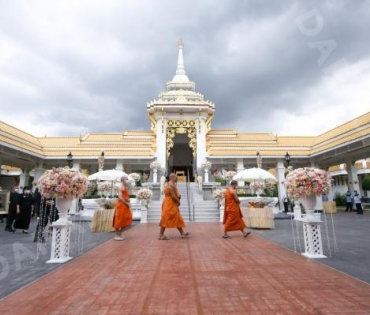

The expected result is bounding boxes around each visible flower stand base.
[140,206,148,223]
[301,217,326,259]
[293,202,302,221]
[46,220,73,264]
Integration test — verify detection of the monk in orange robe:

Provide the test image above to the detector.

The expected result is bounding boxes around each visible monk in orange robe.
[158,173,189,240]
[112,176,132,240]
[223,180,251,239]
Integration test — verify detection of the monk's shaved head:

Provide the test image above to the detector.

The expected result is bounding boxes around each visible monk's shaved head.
[169,173,177,181]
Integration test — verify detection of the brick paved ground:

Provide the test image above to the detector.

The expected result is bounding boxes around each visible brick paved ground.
[1,222,370,314]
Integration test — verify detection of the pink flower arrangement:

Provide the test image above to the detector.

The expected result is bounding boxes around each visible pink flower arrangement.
[97,181,113,192]
[150,161,161,170]
[201,161,212,170]
[136,188,153,200]
[225,171,236,181]
[284,167,332,198]
[38,167,88,199]
[213,188,225,202]
[249,181,266,190]
[129,172,141,182]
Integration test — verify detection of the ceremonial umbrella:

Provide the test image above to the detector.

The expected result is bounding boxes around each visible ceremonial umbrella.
[88,169,133,196]
[232,167,277,182]
[87,169,131,181]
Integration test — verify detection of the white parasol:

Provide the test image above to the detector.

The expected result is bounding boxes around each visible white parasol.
[232,167,277,182]
[88,169,132,181]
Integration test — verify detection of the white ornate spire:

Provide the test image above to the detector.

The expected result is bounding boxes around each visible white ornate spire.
[172,38,189,82]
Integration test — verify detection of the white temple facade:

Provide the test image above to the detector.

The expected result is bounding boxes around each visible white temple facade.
[1,39,370,208]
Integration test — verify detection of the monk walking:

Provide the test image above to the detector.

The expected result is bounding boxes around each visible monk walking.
[222,180,251,239]
[158,173,189,240]
[112,176,132,240]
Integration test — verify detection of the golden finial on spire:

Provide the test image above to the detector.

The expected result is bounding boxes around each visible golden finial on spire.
[178,38,184,48]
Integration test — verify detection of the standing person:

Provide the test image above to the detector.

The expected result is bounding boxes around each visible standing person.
[5,186,19,232]
[158,173,189,240]
[344,190,353,212]
[112,176,132,240]
[222,180,251,239]
[33,197,54,242]
[353,190,363,215]
[14,186,34,233]
[282,195,289,213]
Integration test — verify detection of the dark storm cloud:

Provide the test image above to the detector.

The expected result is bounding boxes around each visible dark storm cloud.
[0,0,369,136]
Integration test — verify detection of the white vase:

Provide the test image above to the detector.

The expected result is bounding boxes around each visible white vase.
[55,197,74,223]
[300,195,316,211]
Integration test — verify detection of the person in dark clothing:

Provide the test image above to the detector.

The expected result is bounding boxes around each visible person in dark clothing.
[5,187,19,232]
[33,197,54,242]
[282,195,289,212]
[344,190,353,212]
[33,187,42,218]
[14,186,34,233]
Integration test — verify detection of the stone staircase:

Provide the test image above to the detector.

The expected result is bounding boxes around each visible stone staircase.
[147,182,220,223]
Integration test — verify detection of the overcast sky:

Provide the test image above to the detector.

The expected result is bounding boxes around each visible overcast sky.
[1,0,369,137]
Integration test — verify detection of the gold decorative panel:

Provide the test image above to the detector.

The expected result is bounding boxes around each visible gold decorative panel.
[166,120,197,158]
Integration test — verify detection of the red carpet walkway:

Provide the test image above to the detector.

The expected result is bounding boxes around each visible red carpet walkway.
[1,223,370,315]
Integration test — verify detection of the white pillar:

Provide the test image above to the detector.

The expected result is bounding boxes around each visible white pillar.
[155,113,167,174]
[19,169,29,190]
[346,159,360,193]
[196,115,207,173]
[236,158,244,186]
[32,165,44,191]
[116,159,124,171]
[311,162,323,211]
[276,159,286,212]
[71,160,80,171]
[68,161,81,215]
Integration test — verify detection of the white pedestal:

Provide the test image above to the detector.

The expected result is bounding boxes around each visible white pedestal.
[293,202,302,221]
[153,170,158,183]
[301,217,326,259]
[204,169,209,183]
[46,220,73,263]
[219,202,223,223]
[140,206,148,223]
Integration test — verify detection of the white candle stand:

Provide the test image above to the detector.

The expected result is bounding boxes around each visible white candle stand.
[46,220,73,263]
[301,214,326,259]
[46,197,74,264]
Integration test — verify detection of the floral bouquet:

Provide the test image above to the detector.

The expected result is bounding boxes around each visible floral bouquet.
[95,198,116,209]
[38,167,88,199]
[129,172,141,182]
[136,188,153,208]
[225,171,236,181]
[150,161,161,170]
[97,181,118,196]
[249,181,266,191]
[213,188,225,202]
[201,161,212,170]
[86,181,97,196]
[284,167,332,198]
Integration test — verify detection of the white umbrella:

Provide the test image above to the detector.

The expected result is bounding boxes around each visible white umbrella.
[233,167,277,182]
[88,169,132,181]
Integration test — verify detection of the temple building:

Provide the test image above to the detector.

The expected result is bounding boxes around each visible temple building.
[1,39,370,210]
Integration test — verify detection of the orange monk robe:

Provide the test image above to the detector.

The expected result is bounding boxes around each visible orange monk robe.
[160,185,185,228]
[113,187,133,229]
[223,189,246,232]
